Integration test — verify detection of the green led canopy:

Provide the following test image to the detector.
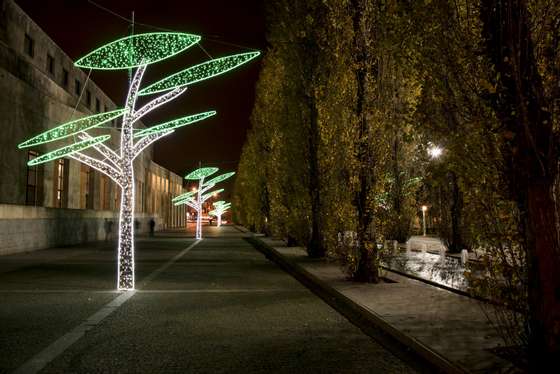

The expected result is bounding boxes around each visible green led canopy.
[185,167,219,180]
[171,191,195,203]
[139,52,261,95]
[18,109,125,149]
[204,172,235,186]
[28,135,110,166]
[202,188,224,202]
[75,33,201,70]
[134,111,216,138]
[174,197,194,206]
[213,200,226,206]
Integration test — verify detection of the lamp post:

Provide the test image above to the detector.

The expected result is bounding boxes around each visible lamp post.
[421,205,428,236]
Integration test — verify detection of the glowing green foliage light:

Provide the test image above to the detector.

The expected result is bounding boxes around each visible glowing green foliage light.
[202,188,224,202]
[135,111,216,138]
[139,52,261,95]
[185,167,219,180]
[171,191,195,203]
[28,135,111,166]
[75,33,201,70]
[18,109,125,148]
[204,172,235,186]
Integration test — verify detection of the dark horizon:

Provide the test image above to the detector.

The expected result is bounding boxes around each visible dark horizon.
[14,0,266,185]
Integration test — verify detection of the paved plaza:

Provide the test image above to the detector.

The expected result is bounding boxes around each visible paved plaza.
[0,226,417,373]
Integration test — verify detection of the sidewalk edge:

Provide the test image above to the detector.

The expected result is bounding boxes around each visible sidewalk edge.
[246,235,469,374]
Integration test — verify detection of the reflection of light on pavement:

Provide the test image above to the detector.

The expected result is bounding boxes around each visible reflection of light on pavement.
[382,251,469,291]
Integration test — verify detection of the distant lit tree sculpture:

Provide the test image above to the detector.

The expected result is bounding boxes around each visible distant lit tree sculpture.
[173,168,235,239]
[18,32,259,290]
[209,201,231,227]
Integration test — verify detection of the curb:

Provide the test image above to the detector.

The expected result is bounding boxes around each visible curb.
[246,235,470,374]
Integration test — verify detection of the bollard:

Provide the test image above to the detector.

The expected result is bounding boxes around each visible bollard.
[460,249,468,266]
[406,240,411,254]
[439,246,446,264]
[422,243,428,254]
[393,240,398,254]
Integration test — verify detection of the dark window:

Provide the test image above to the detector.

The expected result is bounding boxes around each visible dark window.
[54,159,68,208]
[62,68,69,87]
[75,79,81,96]
[96,98,101,112]
[24,33,34,57]
[86,90,91,107]
[25,151,43,205]
[80,164,94,209]
[46,54,55,75]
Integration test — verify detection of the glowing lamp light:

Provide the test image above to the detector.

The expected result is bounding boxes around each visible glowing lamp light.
[428,145,443,159]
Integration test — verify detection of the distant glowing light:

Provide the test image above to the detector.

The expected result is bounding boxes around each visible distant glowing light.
[139,52,261,95]
[75,32,201,70]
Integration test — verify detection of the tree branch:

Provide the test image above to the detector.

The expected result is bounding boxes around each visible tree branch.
[121,64,148,156]
[78,132,122,169]
[132,87,187,124]
[132,130,174,160]
[70,151,123,187]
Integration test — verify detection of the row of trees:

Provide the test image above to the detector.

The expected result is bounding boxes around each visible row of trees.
[234,0,559,368]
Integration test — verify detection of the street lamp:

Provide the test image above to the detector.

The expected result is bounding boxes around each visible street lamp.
[421,205,428,236]
[428,145,443,159]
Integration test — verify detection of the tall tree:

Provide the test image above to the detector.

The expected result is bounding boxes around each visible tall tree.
[480,0,560,366]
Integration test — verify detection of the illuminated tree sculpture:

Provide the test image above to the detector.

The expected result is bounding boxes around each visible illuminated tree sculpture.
[18,32,259,290]
[173,168,235,239]
[209,201,231,227]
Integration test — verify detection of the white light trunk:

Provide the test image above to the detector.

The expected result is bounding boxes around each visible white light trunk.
[117,164,135,290]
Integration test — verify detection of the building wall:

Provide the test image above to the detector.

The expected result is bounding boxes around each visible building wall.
[0,0,186,255]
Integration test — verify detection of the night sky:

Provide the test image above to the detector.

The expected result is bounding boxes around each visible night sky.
[15,0,266,192]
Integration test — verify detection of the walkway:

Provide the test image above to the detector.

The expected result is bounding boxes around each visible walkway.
[0,226,416,373]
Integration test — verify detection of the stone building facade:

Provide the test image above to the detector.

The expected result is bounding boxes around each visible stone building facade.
[0,0,186,254]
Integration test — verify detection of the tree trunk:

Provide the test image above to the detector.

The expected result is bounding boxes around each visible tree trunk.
[307,94,325,258]
[448,171,463,253]
[117,166,135,290]
[481,0,560,365]
[351,0,379,283]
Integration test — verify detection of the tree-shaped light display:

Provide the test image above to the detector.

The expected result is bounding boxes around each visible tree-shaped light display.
[209,200,231,227]
[173,168,235,239]
[18,32,259,290]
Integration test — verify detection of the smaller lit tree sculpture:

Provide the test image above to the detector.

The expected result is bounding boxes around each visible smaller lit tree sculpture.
[173,168,235,239]
[209,201,231,227]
